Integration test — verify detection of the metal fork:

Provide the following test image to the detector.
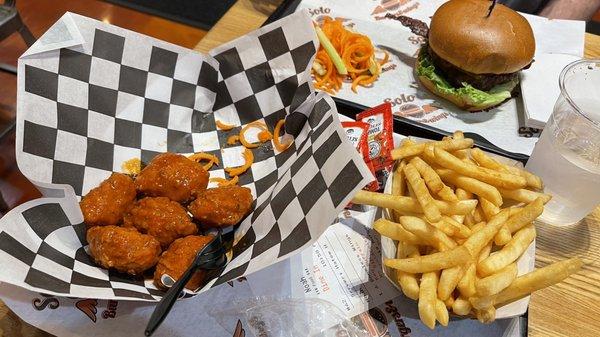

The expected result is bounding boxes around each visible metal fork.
[145,232,227,336]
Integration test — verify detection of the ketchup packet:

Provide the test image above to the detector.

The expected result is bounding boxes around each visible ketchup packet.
[357,102,394,191]
[341,121,379,191]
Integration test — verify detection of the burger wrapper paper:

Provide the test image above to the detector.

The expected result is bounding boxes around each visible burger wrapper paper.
[296,0,585,155]
[0,10,374,301]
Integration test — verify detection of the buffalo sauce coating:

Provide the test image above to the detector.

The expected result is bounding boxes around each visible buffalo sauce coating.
[86,225,161,275]
[135,152,209,203]
[188,186,253,228]
[80,173,136,227]
[154,235,213,290]
[123,197,198,249]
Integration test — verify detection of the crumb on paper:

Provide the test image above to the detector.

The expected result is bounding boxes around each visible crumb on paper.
[121,158,142,175]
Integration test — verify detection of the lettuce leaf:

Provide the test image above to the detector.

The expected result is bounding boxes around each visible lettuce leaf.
[416,49,517,110]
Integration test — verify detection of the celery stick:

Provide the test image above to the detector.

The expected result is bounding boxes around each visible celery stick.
[368,56,380,75]
[315,26,347,75]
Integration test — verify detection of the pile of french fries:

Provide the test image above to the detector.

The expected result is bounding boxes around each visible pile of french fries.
[352,131,583,329]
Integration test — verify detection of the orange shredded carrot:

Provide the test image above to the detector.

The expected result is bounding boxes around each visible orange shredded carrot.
[312,17,385,94]
[188,152,219,171]
[239,121,268,149]
[273,119,292,152]
[209,176,239,187]
[227,135,240,145]
[351,75,370,93]
[225,148,254,177]
[216,120,235,131]
[379,50,389,65]
[258,130,273,142]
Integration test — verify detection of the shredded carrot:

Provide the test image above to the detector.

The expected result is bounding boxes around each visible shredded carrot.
[188,152,219,171]
[351,75,370,93]
[239,121,268,149]
[209,176,239,187]
[273,119,292,152]
[227,135,240,145]
[216,120,235,131]
[258,130,273,142]
[225,148,254,177]
[312,17,385,94]
[379,50,389,65]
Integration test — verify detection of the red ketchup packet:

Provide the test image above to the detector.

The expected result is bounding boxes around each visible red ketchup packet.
[356,102,394,190]
[340,121,379,191]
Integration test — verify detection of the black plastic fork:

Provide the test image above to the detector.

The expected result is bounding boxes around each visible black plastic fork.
[145,232,227,336]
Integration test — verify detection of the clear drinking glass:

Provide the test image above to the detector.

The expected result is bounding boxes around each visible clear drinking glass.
[525,59,600,226]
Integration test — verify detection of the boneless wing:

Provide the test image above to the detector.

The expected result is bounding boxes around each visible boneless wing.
[87,225,161,275]
[123,197,198,248]
[154,235,213,290]
[188,186,253,228]
[80,173,136,227]
[135,152,209,203]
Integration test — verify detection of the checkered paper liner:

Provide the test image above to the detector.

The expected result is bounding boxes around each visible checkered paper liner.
[0,11,374,301]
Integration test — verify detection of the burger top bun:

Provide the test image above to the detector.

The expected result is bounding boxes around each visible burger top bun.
[428,0,535,75]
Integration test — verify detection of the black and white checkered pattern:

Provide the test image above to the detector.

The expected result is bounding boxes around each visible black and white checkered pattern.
[0,11,373,301]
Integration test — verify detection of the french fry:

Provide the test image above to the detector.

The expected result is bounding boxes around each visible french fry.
[470,221,487,234]
[479,242,493,262]
[433,147,527,189]
[472,148,543,190]
[498,188,552,204]
[507,207,523,217]
[455,188,473,200]
[502,164,543,190]
[463,210,509,257]
[455,188,473,226]
[399,216,457,251]
[494,226,512,246]
[352,190,478,215]
[392,160,407,197]
[453,131,464,139]
[475,306,496,324]
[410,157,458,202]
[452,296,472,316]
[443,296,455,309]
[404,163,442,222]
[469,294,496,310]
[396,242,421,300]
[473,205,485,223]
[479,198,500,220]
[475,263,518,297]
[438,265,463,300]
[471,148,505,171]
[391,138,474,160]
[435,299,449,327]
[373,219,422,245]
[504,198,544,233]
[457,263,477,298]
[442,216,472,239]
[428,219,456,237]
[471,258,583,309]
[418,271,438,329]
[437,169,503,207]
[384,246,471,273]
[478,226,536,277]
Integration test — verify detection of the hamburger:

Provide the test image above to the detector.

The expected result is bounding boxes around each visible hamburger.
[415,0,535,111]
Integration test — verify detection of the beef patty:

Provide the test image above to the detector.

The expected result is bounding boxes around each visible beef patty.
[427,45,527,91]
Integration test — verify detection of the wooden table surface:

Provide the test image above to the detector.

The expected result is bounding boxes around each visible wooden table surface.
[196,1,600,336]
